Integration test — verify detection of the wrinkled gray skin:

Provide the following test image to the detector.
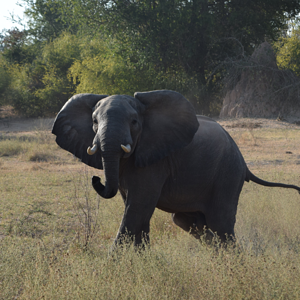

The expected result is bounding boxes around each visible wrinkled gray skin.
[52,90,300,248]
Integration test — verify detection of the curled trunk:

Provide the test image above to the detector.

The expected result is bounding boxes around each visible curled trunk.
[92,152,120,199]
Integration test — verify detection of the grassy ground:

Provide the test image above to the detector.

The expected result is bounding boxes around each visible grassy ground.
[0,119,300,299]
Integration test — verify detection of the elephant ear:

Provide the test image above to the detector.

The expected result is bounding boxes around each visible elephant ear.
[134,90,199,167]
[52,93,108,169]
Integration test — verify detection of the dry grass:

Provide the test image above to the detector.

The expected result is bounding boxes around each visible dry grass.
[0,118,300,299]
[0,135,25,157]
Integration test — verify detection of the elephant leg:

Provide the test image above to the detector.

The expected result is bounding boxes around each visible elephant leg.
[172,212,214,241]
[113,162,168,250]
[113,205,154,250]
[137,222,150,248]
[204,179,244,244]
[205,212,236,243]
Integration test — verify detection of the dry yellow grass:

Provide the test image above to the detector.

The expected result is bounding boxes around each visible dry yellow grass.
[0,118,300,299]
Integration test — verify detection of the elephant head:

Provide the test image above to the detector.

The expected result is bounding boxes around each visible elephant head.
[52,90,199,199]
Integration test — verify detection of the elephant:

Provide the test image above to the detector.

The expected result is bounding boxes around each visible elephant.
[52,90,300,248]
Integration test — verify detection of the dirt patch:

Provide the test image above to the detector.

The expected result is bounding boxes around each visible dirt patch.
[246,159,284,167]
[0,117,54,133]
[1,115,300,134]
[216,117,300,131]
[0,105,55,133]
[224,121,262,129]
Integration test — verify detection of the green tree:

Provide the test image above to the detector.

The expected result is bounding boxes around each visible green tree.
[58,0,300,111]
[3,32,80,116]
[69,35,154,95]
[22,0,78,41]
[0,28,33,64]
[2,0,300,116]
[0,55,11,105]
[275,27,300,76]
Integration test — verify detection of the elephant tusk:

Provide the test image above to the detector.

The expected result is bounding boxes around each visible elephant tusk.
[87,144,98,155]
[121,144,131,153]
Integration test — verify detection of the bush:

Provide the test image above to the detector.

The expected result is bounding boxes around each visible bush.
[2,32,79,117]
[33,32,80,115]
[69,35,209,112]
[0,139,24,157]
[275,27,300,77]
[2,31,212,116]
[0,55,11,106]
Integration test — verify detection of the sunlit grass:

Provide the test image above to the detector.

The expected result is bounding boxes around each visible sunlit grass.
[0,138,24,156]
[1,234,300,299]
[0,131,77,163]
[0,122,300,299]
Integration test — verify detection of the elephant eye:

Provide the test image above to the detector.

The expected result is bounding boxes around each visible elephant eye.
[93,119,98,125]
[131,119,138,125]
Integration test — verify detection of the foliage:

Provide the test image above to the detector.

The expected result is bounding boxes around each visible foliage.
[0,28,31,63]
[69,36,153,95]
[33,32,80,114]
[22,0,78,41]
[275,27,300,76]
[2,32,79,116]
[69,35,209,111]
[63,0,300,111]
[1,0,300,116]
[0,55,11,105]
[4,63,40,116]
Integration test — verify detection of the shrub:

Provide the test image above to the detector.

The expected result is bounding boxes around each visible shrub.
[275,27,300,77]
[0,139,24,157]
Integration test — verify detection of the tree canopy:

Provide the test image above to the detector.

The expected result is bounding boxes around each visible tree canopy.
[276,26,300,76]
[0,0,300,116]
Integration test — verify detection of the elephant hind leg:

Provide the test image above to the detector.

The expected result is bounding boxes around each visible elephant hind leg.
[205,212,236,244]
[204,173,244,244]
[172,212,214,241]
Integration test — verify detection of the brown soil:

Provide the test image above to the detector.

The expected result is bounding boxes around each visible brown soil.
[0,116,54,133]
[216,117,300,131]
[0,105,54,133]
[1,112,300,135]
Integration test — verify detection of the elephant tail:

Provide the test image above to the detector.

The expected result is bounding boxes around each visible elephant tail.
[246,169,300,194]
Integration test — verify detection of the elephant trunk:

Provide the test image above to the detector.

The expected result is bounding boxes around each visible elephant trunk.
[92,151,120,199]
[92,116,130,199]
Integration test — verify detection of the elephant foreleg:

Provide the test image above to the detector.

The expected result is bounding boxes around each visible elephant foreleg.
[114,162,168,251]
[113,201,155,250]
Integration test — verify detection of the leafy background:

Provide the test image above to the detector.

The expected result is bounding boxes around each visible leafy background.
[0,0,300,116]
